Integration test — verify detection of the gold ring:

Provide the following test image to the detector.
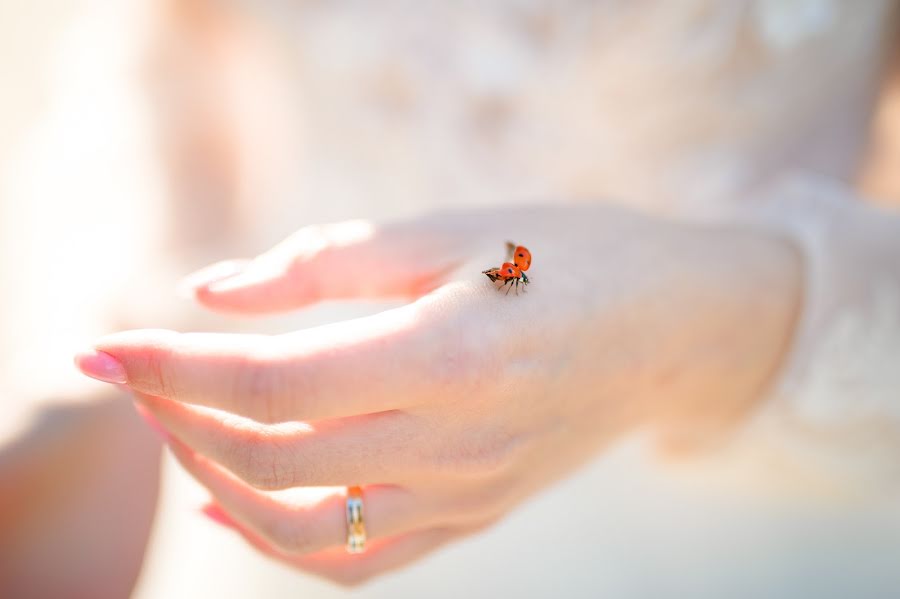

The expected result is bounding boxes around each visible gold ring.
[346,486,366,554]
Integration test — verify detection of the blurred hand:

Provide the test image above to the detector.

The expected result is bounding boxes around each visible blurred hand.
[75,204,800,585]
[0,393,161,597]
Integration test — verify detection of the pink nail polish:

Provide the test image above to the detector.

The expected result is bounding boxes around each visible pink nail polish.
[201,504,236,528]
[74,349,127,384]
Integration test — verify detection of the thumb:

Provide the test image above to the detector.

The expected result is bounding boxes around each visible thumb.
[183,220,461,315]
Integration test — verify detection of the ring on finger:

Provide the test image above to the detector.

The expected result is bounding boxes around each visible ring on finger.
[346,485,366,554]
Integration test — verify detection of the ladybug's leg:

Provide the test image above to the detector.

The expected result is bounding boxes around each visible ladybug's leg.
[505,279,513,295]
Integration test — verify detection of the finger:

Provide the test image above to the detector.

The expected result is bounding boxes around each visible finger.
[280,528,463,587]
[176,259,251,298]
[85,298,467,422]
[137,392,419,488]
[184,220,464,314]
[167,437,430,555]
[206,509,463,587]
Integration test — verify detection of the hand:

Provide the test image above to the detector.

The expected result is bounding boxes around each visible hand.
[0,392,161,597]
[75,204,801,585]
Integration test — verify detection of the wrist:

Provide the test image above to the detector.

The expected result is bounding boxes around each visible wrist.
[649,224,803,445]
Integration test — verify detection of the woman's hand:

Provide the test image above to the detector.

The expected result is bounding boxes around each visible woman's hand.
[75,204,801,585]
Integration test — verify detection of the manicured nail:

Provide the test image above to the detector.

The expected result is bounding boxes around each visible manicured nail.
[177,259,250,299]
[201,503,236,528]
[74,349,127,384]
[133,401,170,441]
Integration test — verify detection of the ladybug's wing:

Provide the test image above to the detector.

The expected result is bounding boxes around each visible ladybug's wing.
[499,262,520,278]
[512,246,532,271]
[505,241,516,261]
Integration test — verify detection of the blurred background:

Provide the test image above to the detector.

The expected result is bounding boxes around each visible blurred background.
[2,1,900,597]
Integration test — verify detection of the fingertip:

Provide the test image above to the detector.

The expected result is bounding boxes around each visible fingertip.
[193,267,316,315]
[201,502,237,528]
[205,268,275,295]
[192,285,306,315]
[74,349,127,384]
[93,329,181,356]
[177,259,251,300]
[89,329,181,392]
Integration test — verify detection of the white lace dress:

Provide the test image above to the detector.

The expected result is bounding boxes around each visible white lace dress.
[111,1,900,596]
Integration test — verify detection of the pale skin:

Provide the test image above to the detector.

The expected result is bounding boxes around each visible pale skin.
[76,203,802,586]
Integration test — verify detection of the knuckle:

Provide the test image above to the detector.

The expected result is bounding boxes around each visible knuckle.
[426,316,495,397]
[223,428,294,490]
[432,430,523,480]
[145,336,181,397]
[231,354,294,423]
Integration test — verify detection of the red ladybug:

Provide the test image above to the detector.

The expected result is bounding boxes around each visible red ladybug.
[483,243,531,295]
[507,242,532,271]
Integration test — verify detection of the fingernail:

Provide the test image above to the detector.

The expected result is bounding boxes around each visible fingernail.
[205,268,272,294]
[201,503,236,528]
[133,401,170,441]
[177,259,250,299]
[74,349,127,384]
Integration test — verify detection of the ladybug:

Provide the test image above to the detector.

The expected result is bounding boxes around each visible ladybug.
[483,242,531,295]
[506,242,531,271]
